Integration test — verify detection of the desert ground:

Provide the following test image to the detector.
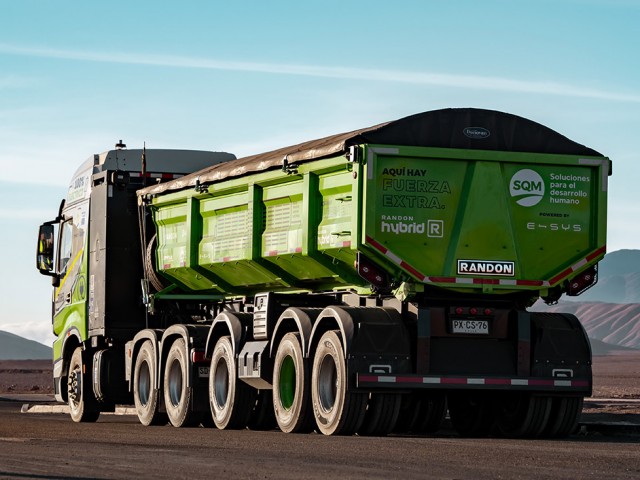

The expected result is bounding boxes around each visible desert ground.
[0,359,52,394]
[1,352,638,399]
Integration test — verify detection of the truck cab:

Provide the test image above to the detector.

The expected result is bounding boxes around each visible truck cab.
[37,146,235,412]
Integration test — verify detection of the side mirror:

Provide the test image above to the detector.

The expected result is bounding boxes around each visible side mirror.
[36,224,56,275]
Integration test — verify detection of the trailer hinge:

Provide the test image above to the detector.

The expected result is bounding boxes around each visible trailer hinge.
[282,156,299,175]
[141,279,156,314]
[194,177,209,193]
[346,145,361,164]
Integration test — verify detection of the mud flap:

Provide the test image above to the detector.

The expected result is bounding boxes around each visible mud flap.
[347,310,412,383]
[93,349,130,407]
[530,312,592,394]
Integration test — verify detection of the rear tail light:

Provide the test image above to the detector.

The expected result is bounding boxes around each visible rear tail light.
[191,350,207,364]
[355,252,390,291]
[451,307,493,317]
[567,265,598,296]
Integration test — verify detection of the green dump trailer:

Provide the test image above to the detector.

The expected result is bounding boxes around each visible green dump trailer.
[37,108,610,438]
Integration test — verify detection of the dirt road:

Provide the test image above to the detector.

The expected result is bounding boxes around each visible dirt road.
[1,399,639,480]
[1,354,638,478]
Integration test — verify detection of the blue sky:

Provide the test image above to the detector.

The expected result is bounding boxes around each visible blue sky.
[1,0,639,345]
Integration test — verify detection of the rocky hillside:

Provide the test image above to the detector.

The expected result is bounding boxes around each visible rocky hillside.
[530,249,640,351]
[588,338,637,356]
[532,301,640,350]
[0,331,52,360]
[578,249,640,303]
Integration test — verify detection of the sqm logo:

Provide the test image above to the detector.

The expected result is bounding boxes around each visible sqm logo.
[509,169,545,207]
[427,220,443,238]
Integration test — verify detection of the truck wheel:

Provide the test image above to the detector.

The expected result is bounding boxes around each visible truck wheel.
[67,347,99,423]
[248,389,277,431]
[394,393,421,433]
[209,336,255,429]
[395,392,446,434]
[311,330,367,435]
[448,393,495,437]
[164,339,202,428]
[273,332,313,433]
[495,393,552,438]
[134,341,167,426]
[358,393,402,436]
[543,396,583,438]
[412,392,447,434]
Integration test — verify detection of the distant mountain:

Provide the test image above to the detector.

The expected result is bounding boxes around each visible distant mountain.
[532,301,640,350]
[578,249,640,303]
[0,331,52,360]
[588,338,638,356]
[529,249,640,352]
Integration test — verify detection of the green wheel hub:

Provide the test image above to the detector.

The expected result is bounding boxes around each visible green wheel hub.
[279,355,296,410]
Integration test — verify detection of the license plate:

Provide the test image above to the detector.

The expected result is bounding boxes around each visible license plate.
[198,366,210,378]
[451,319,489,335]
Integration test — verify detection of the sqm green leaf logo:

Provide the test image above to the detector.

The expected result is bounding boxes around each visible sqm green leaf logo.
[509,169,544,207]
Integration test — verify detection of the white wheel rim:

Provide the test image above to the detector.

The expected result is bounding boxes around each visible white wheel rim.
[167,359,183,407]
[214,358,230,409]
[317,354,337,413]
[138,361,151,406]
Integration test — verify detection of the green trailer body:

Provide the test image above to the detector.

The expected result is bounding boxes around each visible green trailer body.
[143,110,607,304]
[37,108,610,438]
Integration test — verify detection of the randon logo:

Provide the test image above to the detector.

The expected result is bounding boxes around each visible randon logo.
[509,169,545,207]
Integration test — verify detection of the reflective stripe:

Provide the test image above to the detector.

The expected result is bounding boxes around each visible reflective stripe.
[359,374,589,389]
[365,235,605,289]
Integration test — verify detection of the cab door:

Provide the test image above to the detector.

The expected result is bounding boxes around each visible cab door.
[52,201,89,339]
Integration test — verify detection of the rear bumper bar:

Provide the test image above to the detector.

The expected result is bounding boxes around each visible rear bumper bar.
[357,373,591,393]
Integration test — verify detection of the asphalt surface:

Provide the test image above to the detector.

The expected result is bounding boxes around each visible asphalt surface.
[1,396,639,480]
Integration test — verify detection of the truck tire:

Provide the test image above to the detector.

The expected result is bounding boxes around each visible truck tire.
[164,338,202,428]
[494,393,552,438]
[543,396,583,438]
[209,336,255,429]
[273,332,313,433]
[358,393,402,436]
[395,392,447,434]
[394,393,421,433]
[67,347,99,423]
[133,341,167,426]
[448,393,495,437]
[248,389,277,431]
[145,234,166,292]
[311,330,367,435]
[415,393,447,434]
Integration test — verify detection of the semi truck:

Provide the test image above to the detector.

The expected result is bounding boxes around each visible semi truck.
[36,108,610,438]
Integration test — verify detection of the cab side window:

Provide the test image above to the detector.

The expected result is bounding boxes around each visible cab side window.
[58,220,74,276]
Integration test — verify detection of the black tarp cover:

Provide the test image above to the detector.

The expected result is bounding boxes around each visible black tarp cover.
[138,108,603,197]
